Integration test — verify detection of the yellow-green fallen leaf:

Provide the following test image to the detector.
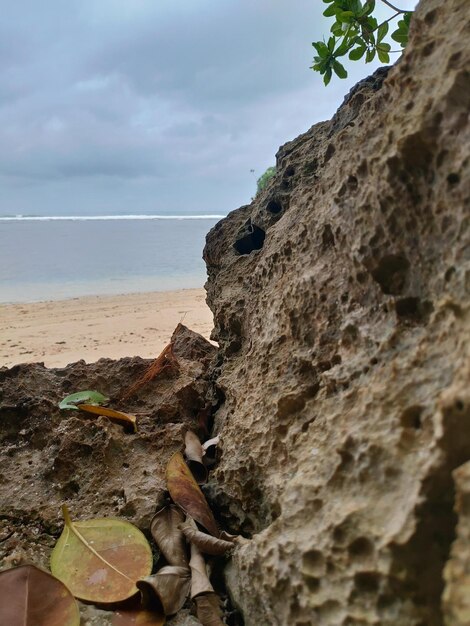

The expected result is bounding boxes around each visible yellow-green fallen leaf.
[59,390,109,411]
[0,564,80,626]
[77,404,137,432]
[166,452,219,537]
[50,505,153,603]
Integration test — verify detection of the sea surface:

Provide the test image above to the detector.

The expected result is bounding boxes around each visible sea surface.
[0,215,224,303]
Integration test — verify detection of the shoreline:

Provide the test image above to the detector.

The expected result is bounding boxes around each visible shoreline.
[0,288,214,368]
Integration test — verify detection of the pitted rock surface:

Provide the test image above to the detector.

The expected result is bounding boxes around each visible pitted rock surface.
[0,324,216,625]
[204,0,470,624]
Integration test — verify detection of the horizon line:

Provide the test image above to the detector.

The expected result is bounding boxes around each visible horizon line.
[0,214,227,222]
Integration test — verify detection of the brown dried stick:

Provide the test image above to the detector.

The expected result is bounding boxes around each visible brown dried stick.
[120,341,179,401]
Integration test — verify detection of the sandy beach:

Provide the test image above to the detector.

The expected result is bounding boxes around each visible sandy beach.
[0,288,214,368]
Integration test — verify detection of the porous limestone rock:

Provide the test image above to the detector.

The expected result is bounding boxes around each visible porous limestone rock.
[443,461,470,626]
[0,324,216,625]
[204,0,470,623]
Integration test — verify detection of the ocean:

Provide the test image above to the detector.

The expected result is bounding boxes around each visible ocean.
[0,215,224,303]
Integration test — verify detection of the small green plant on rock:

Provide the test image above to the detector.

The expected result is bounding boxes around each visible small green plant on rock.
[256,166,276,195]
[312,0,413,85]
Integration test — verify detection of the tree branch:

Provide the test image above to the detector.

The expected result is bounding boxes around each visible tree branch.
[379,0,407,13]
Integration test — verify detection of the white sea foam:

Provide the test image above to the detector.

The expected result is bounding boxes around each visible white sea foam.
[0,214,225,222]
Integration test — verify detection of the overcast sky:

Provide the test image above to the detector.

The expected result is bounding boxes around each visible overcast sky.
[0,0,416,216]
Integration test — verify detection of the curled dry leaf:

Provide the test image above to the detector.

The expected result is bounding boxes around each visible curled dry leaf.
[0,564,80,626]
[189,543,214,599]
[166,452,219,537]
[137,566,190,616]
[59,390,109,411]
[194,593,225,626]
[150,505,188,567]
[180,519,234,556]
[77,404,137,432]
[184,430,207,484]
[50,505,153,603]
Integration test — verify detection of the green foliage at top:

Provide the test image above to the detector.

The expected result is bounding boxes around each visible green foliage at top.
[256,166,276,194]
[312,0,413,85]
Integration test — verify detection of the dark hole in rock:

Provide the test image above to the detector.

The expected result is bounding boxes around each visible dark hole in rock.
[347,175,358,190]
[324,143,336,163]
[447,172,460,186]
[354,572,380,593]
[284,165,295,177]
[371,254,410,295]
[395,297,434,323]
[233,224,266,255]
[266,200,283,214]
[302,549,325,576]
[348,537,374,560]
[400,405,424,430]
[445,266,455,282]
[321,224,335,249]
[305,577,321,593]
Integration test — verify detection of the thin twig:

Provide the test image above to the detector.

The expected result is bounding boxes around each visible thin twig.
[379,0,407,13]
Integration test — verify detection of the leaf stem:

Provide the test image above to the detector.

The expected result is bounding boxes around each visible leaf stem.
[379,0,407,13]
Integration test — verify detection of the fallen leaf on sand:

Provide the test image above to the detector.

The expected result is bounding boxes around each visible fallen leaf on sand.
[180,518,234,556]
[77,404,137,432]
[50,505,153,603]
[59,390,109,411]
[184,430,207,484]
[150,505,188,567]
[0,564,80,626]
[138,566,190,616]
[166,452,219,537]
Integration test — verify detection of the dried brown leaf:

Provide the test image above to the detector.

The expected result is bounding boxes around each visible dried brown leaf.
[184,430,207,484]
[137,566,190,616]
[150,505,188,567]
[189,543,214,599]
[166,452,219,537]
[0,564,80,626]
[180,519,234,556]
[195,593,225,626]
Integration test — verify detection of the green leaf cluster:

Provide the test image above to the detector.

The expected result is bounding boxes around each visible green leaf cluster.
[311,0,413,85]
[256,166,276,195]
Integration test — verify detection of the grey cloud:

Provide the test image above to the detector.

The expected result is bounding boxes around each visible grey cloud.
[0,0,416,215]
